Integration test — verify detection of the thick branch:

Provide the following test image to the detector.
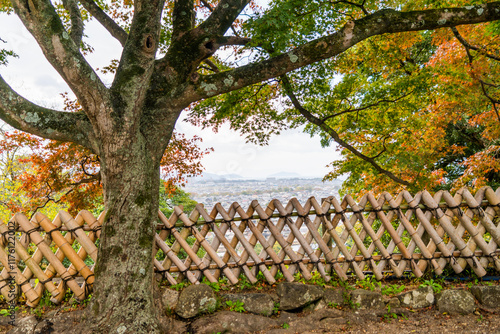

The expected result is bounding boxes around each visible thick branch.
[200,0,242,36]
[198,0,250,36]
[172,0,195,40]
[79,0,128,46]
[11,0,109,119]
[218,36,253,46]
[190,3,500,99]
[281,75,411,186]
[110,0,165,123]
[0,75,95,150]
[62,0,84,47]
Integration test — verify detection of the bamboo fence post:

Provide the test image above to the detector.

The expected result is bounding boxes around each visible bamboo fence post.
[0,237,39,306]
[403,192,465,274]
[375,193,417,274]
[272,199,311,278]
[245,217,295,282]
[0,222,59,299]
[0,268,14,302]
[154,234,200,284]
[59,211,98,262]
[310,197,365,280]
[365,194,415,277]
[158,209,218,283]
[197,205,228,280]
[255,200,297,278]
[17,215,52,306]
[159,207,191,274]
[153,259,177,285]
[411,191,447,272]
[442,191,500,270]
[346,195,403,277]
[383,192,441,276]
[212,203,251,280]
[290,198,344,281]
[421,191,486,276]
[0,221,17,302]
[175,207,240,285]
[463,189,500,245]
[220,208,276,284]
[252,202,313,280]
[31,214,90,300]
[169,208,204,282]
[331,196,384,280]
[471,188,495,269]
[336,195,371,273]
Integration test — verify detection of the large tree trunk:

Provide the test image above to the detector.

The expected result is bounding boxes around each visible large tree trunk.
[83,130,167,333]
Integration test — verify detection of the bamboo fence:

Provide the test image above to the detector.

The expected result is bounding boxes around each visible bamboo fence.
[0,187,499,307]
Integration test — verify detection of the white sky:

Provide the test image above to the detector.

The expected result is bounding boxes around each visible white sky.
[0,12,341,179]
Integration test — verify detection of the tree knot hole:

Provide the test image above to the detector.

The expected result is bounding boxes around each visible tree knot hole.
[144,35,155,52]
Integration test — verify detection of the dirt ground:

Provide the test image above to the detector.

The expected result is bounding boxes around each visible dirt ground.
[343,309,500,334]
[1,277,499,333]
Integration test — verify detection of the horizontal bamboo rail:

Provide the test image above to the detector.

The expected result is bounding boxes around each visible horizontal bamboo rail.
[0,187,499,307]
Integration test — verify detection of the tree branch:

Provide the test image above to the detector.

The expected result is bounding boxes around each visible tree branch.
[451,27,500,122]
[79,0,128,47]
[172,0,195,41]
[200,0,242,37]
[197,0,250,37]
[189,3,500,100]
[451,27,500,61]
[110,0,165,122]
[281,75,411,186]
[218,36,253,46]
[11,0,110,118]
[0,75,95,150]
[320,91,414,123]
[62,0,84,48]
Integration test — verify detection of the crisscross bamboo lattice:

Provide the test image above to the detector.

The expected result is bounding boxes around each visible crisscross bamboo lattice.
[1,187,499,307]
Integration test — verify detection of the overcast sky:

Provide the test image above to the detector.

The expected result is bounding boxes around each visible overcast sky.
[0,12,341,179]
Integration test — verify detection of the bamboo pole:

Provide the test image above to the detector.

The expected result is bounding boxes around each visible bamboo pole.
[154,234,199,284]
[309,197,365,280]
[157,210,218,283]
[174,207,239,285]
[253,202,313,280]
[30,213,90,301]
[59,211,98,262]
[0,236,39,306]
[0,222,59,299]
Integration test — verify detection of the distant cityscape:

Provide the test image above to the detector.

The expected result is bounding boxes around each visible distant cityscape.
[184,172,343,210]
[184,173,344,256]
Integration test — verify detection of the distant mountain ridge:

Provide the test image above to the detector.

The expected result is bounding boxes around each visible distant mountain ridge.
[191,171,307,182]
[267,172,301,179]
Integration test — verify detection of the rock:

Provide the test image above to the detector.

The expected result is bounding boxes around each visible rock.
[7,315,37,334]
[323,288,346,307]
[276,282,323,311]
[437,289,475,315]
[398,286,434,308]
[386,297,401,308]
[470,285,500,309]
[162,288,179,311]
[190,311,278,334]
[223,293,275,316]
[350,289,384,309]
[175,284,217,319]
[284,308,345,333]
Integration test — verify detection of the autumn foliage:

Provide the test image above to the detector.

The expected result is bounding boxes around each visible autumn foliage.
[0,94,212,217]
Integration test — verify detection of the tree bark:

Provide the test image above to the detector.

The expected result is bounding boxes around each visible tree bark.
[82,123,172,333]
